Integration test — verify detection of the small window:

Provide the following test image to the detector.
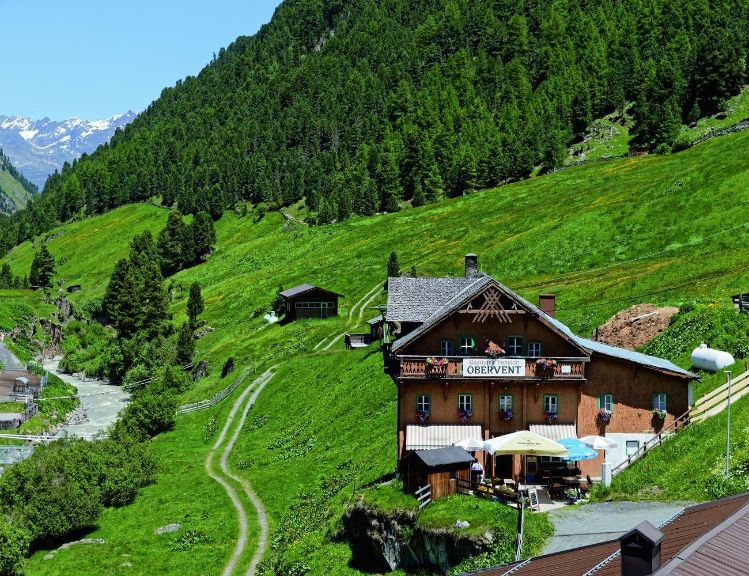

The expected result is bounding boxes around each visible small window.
[598,394,614,412]
[498,395,513,412]
[459,336,476,355]
[416,394,431,414]
[626,440,639,456]
[506,336,523,356]
[440,340,454,356]
[543,394,558,414]
[458,393,472,412]
[652,393,667,412]
[527,341,542,357]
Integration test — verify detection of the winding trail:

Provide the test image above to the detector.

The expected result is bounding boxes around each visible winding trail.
[204,367,275,576]
[314,282,383,350]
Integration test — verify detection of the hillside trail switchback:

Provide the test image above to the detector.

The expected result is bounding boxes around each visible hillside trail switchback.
[204,366,276,576]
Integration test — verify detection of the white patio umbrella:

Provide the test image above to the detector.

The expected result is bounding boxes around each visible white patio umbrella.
[483,431,568,489]
[579,435,618,450]
[453,438,486,451]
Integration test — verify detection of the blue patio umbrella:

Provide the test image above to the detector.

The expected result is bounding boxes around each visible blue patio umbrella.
[558,438,598,461]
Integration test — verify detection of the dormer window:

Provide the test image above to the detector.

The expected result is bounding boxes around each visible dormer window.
[527,341,542,357]
[506,336,523,356]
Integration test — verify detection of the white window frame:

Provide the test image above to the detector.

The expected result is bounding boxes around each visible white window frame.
[459,336,475,356]
[599,393,614,412]
[498,395,513,412]
[543,394,558,414]
[506,336,523,356]
[652,393,667,411]
[626,440,639,456]
[416,394,431,414]
[527,341,542,357]
[440,340,454,356]
[458,393,472,412]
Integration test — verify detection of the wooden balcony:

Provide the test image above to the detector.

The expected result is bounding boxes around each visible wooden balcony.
[397,356,587,380]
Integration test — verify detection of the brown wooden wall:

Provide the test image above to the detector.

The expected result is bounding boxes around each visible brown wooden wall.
[284,288,339,321]
[401,314,582,358]
[402,458,471,500]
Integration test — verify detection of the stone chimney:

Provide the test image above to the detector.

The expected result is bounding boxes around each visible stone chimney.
[539,294,556,318]
[620,521,664,576]
[464,254,479,278]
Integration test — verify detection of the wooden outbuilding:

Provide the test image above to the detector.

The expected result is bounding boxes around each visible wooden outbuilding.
[401,446,474,500]
[279,284,342,321]
[67,284,81,293]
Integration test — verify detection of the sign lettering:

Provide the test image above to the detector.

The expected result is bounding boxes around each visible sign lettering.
[463,358,526,377]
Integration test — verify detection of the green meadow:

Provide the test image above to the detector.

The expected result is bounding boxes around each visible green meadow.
[3,128,749,574]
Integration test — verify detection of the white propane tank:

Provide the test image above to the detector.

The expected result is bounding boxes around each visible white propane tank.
[690,342,735,372]
[263,310,279,325]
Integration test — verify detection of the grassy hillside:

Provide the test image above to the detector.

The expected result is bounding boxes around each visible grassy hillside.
[0,148,36,213]
[3,129,749,574]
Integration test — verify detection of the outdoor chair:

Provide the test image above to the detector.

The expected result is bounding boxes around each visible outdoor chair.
[549,479,564,499]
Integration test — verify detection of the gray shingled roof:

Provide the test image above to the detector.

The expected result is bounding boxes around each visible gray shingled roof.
[279,284,342,298]
[412,446,475,467]
[386,276,479,323]
[388,274,695,379]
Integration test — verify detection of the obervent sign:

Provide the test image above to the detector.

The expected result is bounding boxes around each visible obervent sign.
[463,358,525,377]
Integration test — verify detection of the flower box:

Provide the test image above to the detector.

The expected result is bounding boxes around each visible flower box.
[597,408,612,424]
[535,358,558,378]
[485,341,505,359]
[426,357,449,377]
[545,411,558,423]
[500,409,513,422]
[416,410,430,423]
[652,409,667,420]
[458,409,473,423]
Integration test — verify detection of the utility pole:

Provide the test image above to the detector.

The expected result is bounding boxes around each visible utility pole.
[725,370,732,477]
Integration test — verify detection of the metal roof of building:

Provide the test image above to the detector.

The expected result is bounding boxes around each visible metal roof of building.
[405,424,483,450]
[388,273,694,379]
[529,423,577,442]
[367,315,383,325]
[386,276,482,323]
[411,445,475,467]
[279,283,342,299]
[461,493,749,576]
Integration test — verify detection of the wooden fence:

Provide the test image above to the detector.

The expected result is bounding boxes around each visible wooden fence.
[176,366,254,415]
[415,484,431,509]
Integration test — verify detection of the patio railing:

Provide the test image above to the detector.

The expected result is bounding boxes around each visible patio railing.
[397,355,587,380]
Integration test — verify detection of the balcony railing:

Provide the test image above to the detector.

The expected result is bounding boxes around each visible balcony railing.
[397,356,587,380]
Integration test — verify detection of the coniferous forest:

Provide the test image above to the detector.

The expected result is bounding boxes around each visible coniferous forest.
[1,0,747,255]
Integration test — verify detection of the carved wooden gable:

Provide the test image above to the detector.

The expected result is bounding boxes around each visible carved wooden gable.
[458,285,526,323]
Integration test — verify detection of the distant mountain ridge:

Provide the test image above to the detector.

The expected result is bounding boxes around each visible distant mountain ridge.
[0,111,137,188]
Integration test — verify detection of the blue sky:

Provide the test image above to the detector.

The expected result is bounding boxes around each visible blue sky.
[0,0,282,120]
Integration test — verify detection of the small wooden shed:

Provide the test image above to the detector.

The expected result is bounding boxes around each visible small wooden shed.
[401,446,474,500]
[279,284,342,321]
[367,315,384,340]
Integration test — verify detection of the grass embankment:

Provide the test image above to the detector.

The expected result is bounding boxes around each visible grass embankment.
[3,128,749,574]
[0,168,34,212]
[595,305,749,502]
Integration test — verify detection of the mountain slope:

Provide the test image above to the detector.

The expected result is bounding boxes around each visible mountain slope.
[0,147,37,213]
[0,112,136,189]
[2,128,749,574]
[2,0,747,253]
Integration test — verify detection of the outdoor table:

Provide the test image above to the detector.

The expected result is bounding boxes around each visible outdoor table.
[562,476,584,486]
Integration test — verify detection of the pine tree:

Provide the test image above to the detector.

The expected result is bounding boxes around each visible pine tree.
[157,211,190,276]
[385,251,401,290]
[187,282,204,328]
[29,245,55,289]
[176,322,195,366]
[0,263,13,289]
[139,258,170,340]
[378,136,403,213]
[191,211,216,262]
[103,258,139,337]
[411,179,427,207]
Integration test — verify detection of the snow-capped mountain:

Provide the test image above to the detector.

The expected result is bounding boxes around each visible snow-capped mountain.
[0,111,137,189]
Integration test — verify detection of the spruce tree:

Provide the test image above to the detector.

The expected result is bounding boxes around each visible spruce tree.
[29,245,55,289]
[385,251,401,290]
[191,211,216,262]
[139,259,170,340]
[157,211,190,276]
[176,322,195,366]
[103,258,139,338]
[187,282,204,328]
[411,179,427,207]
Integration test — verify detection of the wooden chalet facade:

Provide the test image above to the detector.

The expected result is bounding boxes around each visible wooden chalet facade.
[383,255,696,479]
[279,284,342,321]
